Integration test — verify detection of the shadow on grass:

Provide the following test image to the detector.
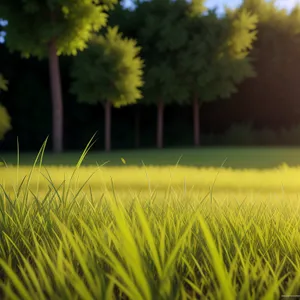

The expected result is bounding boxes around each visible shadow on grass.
[1,147,300,169]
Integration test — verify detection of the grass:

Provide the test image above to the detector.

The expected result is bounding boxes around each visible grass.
[1,144,300,299]
[2,146,300,168]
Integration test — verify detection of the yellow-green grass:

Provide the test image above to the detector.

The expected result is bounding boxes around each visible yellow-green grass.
[2,163,300,194]
[1,147,300,299]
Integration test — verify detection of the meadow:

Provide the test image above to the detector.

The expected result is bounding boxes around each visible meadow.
[1,146,300,299]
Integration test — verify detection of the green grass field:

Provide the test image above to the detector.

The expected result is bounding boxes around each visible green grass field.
[3,146,300,168]
[1,147,300,299]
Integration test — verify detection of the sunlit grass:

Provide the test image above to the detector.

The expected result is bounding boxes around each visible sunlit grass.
[2,163,300,194]
[1,142,300,299]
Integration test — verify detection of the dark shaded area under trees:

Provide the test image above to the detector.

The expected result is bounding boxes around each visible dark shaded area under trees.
[1,0,300,152]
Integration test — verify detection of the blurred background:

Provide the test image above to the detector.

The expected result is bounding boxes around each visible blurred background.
[1,0,300,152]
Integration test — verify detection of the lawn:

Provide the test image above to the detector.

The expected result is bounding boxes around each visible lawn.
[1,147,300,299]
[2,146,300,168]
[2,147,300,193]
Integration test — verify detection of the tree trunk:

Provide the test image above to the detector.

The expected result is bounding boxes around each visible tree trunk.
[193,96,202,147]
[157,100,164,149]
[135,105,140,148]
[105,101,112,152]
[48,39,63,153]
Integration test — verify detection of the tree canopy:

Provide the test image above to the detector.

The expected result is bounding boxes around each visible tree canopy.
[0,0,118,58]
[70,26,144,151]
[175,6,257,104]
[0,0,118,152]
[2,0,300,150]
[130,0,190,105]
[70,26,143,107]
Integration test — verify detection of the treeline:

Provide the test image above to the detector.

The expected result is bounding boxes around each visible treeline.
[1,0,300,152]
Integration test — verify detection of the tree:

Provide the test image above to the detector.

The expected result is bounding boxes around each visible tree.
[70,27,144,152]
[0,0,117,153]
[133,0,189,149]
[230,0,300,130]
[0,74,11,140]
[130,0,256,148]
[178,6,257,146]
[108,4,144,148]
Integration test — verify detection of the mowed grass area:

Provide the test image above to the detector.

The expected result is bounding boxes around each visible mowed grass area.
[2,147,300,193]
[3,146,300,168]
[1,147,300,299]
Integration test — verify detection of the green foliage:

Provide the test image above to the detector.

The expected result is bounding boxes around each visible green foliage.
[223,122,255,145]
[179,7,257,103]
[0,0,118,58]
[70,27,144,107]
[238,0,300,71]
[0,105,11,140]
[214,9,257,98]
[239,0,288,23]
[221,123,300,146]
[0,74,8,91]
[133,0,191,105]
[188,0,207,17]
[129,0,256,106]
[0,74,11,140]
